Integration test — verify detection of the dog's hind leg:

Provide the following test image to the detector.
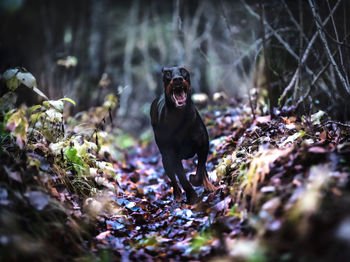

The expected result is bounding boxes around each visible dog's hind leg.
[190,147,216,191]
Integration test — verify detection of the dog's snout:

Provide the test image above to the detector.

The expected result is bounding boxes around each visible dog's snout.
[173,76,183,85]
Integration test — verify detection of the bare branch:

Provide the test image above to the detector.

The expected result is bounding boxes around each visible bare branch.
[258,0,270,117]
[325,120,350,128]
[308,0,350,94]
[279,0,343,105]
[241,0,315,76]
[295,61,330,110]
[231,28,291,68]
[326,0,349,85]
[280,68,299,104]
[295,45,343,110]
[281,0,309,45]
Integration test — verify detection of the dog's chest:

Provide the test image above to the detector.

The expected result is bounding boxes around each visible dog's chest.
[156,108,195,141]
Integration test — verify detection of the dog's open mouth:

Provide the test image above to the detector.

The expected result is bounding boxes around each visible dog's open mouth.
[172,87,187,107]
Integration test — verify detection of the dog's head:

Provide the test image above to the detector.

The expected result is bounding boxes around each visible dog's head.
[162,66,191,108]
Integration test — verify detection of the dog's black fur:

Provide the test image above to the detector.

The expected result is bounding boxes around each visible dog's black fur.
[150,66,215,204]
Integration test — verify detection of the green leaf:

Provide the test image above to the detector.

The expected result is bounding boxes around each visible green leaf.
[32,87,49,100]
[311,110,326,125]
[2,69,18,81]
[16,71,36,89]
[103,93,118,109]
[3,69,20,91]
[42,101,50,109]
[64,146,90,176]
[115,133,136,149]
[47,100,64,112]
[49,141,65,155]
[190,231,212,253]
[5,109,28,149]
[60,97,76,106]
[96,161,115,178]
[141,237,157,246]
[2,68,48,99]
[30,112,44,123]
[28,105,42,114]
[65,147,81,165]
[281,130,306,146]
[228,205,239,217]
[57,56,78,68]
[45,109,62,121]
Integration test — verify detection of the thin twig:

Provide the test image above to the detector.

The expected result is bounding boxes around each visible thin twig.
[324,32,350,49]
[295,45,343,110]
[325,120,350,128]
[258,0,273,117]
[281,0,309,45]
[280,68,299,105]
[231,28,291,68]
[308,0,350,94]
[241,0,315,76]
[294,0,304,103]
[279,0,343,104]
[295,62,330,110]
[326,0,349,87]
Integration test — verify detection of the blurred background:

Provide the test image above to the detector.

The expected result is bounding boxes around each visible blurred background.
[1,0,350,134]
[0,0,260,135]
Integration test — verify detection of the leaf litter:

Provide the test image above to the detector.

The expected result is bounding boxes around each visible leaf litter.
[1,71,350,261]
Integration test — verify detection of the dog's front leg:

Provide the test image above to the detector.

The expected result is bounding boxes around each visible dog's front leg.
[173,159,199,204]
[162,155,183,202]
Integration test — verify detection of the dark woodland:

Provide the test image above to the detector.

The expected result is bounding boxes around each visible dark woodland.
[1,0,350,261]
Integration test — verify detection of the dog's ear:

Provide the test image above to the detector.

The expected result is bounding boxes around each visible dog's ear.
[162,67,167,74]
[180,66,190,75]
[162,67,171,74]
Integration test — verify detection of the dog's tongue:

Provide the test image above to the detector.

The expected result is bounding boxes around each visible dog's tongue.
[174,90,187,107]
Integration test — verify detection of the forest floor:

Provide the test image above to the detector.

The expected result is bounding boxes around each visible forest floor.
[1,88,350,261]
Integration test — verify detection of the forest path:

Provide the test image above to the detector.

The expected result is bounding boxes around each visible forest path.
[95,107,242,261]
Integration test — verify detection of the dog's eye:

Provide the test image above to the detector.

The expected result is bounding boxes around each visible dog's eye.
[180,69,188,78]
[165,71,172,80]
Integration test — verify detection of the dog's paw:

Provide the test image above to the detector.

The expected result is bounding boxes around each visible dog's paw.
[189,174,202,187]
[174,187,183,202]
[186,192,200,205]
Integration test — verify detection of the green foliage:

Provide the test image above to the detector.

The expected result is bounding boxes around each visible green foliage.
[139,236,158,247]
[103,93,118,110]
[0,68,121,261]
[60,97,76,106]
[64,146,89,176]
[311,110,326,125]
[57,56,78,68]
[281,129,306,146]
[190,231,213,253]
[216,154,233,178]
[114,129,136,149]
[228,205,240,217]
[3,68,21,91]
[1,67,48,99]
[5,109,28,148]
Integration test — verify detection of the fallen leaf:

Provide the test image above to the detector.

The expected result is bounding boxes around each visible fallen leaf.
[24,191,50,211]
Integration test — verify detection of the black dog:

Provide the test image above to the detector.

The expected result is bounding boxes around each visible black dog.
[150,66,215,204]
